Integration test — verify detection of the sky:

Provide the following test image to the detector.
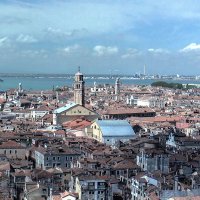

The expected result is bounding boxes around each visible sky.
[1,0,200,75]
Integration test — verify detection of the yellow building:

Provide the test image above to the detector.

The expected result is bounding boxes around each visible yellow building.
[88,120,103,142]
[88,120,135,146]
[53,102,98,125]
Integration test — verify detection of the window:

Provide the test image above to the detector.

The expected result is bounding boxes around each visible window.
[15,150,17,154]
[10,150,12,154]
[57,157,60,160]
[66,157,68,160]
[42,188,47,193]
[53,157,56,160]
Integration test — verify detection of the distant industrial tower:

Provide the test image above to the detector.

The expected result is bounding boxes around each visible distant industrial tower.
[18,83,23,93]
[74,67,85,106]
[115,78,120,101]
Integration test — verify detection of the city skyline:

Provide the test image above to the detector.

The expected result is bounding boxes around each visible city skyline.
[1,0,200,75]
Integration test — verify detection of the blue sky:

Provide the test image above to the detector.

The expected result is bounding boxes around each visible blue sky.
[1,0,200,75]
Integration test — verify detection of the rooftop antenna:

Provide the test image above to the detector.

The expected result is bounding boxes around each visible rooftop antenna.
[78,66,80,72]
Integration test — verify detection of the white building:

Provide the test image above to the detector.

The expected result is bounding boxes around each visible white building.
[127,95,166,108]
[131,174,160,200]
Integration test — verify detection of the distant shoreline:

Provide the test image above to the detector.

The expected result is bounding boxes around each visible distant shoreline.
[0,73,199,81]
[0,73,200,91]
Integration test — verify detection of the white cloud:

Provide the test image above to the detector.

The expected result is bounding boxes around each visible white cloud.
[0,37,10,47]
[46,27,74,37]
[121,48,168,59]
[121,48,140,59]
[20,49,47,58]
[45,27,88,42]
[93,45,118,56]
[0,1,135,38]
[148,48,169,53]
[1,1,200,40]
[16,34,38,43]
[63,44,81,54]
[180,43,200,52]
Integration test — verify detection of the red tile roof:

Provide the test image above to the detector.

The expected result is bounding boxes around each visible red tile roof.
[0,140,24,149]
[104,107,155,115]
[62,118,92,130]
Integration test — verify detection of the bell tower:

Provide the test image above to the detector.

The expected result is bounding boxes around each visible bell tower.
[74,67,85,106]
[115,77,120,101]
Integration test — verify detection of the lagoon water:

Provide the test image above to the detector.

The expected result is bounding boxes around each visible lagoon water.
[0,76,200,91]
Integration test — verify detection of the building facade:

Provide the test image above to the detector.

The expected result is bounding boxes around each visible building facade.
[53,103,98,126]
[34,146,81,170]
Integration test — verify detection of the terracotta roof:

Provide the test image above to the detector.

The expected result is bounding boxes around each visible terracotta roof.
[0,140,25,149]
[176,122,191,129]
[113,159,138,170]
[35,105,52,111]
[0,98,6,104]
[60,191,78,198]
[62,118,92,130]
[104,107,155,115]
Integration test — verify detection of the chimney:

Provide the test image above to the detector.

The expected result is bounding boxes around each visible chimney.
[174,175,178,191]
